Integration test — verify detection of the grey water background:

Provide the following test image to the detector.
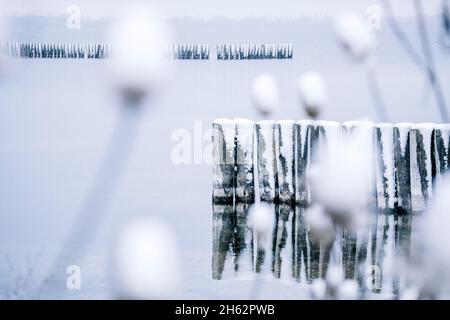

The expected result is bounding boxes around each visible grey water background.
[0,16,449,299]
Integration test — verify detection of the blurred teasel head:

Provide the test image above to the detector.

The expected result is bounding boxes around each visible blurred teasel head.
[334,13,376,62]
[247,203,274,247]
[407,175,450,297]
[306,204,335,246]
[114,218,181,299]
[309,124,372,228]
[297,72,327,119]
[108,5,173,105]
[250,73,280,118]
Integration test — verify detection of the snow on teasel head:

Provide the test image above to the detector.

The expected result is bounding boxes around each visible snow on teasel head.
[247,203,274,247]
[309,126,372,227]
[334,13,376,61]
[250,73,280,117]
[108,5,173,104]
[115,218,181,299]
[306,204,335,246]
[410,175,450,296]
[310,265,358,299]
[297,72,327,119]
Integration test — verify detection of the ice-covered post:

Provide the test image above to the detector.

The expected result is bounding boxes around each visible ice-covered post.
[277,120,296,204]
[410,123,435,212]
[212,119,236,204]
[375,123,395,212]
[393,123,413,213]
[434,124,450,189]
[295,120,317,206]
[235,119,255,203]
[256,120,279,202]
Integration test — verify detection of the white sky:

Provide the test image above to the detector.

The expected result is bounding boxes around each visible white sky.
[0,0,444,18]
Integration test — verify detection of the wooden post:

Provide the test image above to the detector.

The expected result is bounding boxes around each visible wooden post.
[294,120,317,206]
[393,123,413,213]
[277,120,296,204]
[256,120,279,202]
[235,119,255,203]
[212,119,236,204]
[375,123,395,212]
[434,124,450,190]
[410,123,435,212]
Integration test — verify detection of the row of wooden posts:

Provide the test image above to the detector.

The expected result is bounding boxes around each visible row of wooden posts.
[216,43,293,60]
[212,119,449,214]
[0,42,112,59]
[0,42,293,60]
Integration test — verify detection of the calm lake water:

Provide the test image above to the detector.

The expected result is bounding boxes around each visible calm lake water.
[0,17,448,299]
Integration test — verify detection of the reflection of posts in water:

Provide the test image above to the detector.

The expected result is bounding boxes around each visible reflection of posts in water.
[310,236,332,280]
[212,203,253,279]
[211,203,414,297]
[212,203,236,280]
[293,206,310,282]
[365,213,413,295]
[252,204,277,274]
[342,228,358,280]
[393,214,413,295]
[235,203,253,274]
[367,214,387,294]
[272,204,294,279]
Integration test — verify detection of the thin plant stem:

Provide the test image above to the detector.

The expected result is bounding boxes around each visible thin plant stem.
[381,0,449,121]
[380,0,428,71]
[365,59,390,122]
[37,101,143,295]
[414,0,449,122]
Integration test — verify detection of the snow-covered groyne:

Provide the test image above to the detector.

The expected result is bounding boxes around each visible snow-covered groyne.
[0,42,294,60]
[0,42,112,59]
[212,119,449,213]
[216,43,293,60]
